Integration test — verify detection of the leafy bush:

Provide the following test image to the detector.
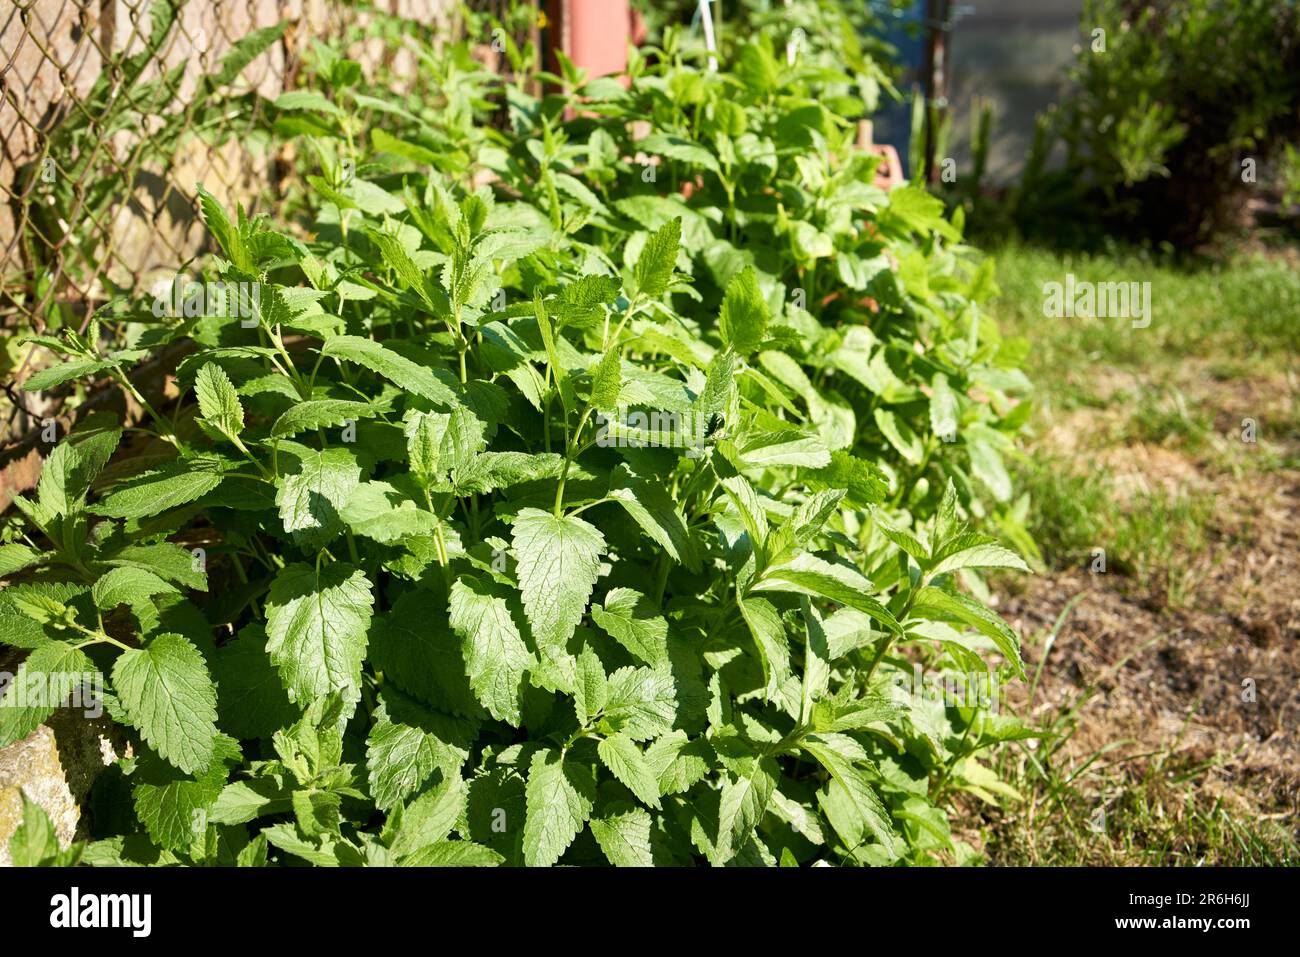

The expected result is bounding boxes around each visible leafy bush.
[1056,0,1300,246]
[2,8,1034,867]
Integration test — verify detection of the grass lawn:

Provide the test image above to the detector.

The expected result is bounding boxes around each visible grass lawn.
[970,241,1300,865]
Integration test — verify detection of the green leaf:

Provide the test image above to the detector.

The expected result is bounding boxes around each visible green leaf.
[873,408,924,464]
[213,625,297,741]
[0,543,41,577]
[106,542,208,591]
[802,732,900,857]
[597,733,661,809]
[736,429,831,469]
[631,217,681,300]
[92,456,226,519]
[270,399,376,438]
[590,804,654,867]
[92,566,177,611]
[718,267,769,354]
[523,747,596,867]
[405,405,485,487]
[966,437,1012,502]
[389,773,467,857]
[737,596,792,697]
[447,577,534,726]
[195,362,245,437]
[511,508,606,675]
[399,840,503,867]
[370,589,480,717]
[929,535,1029,576]
[133,737,239,851]
[929,372,959,439]
[639,134,721,175]
[0,641,97,748]
[23,359,115,393]
[713,758,777,865]
[907,586,1023,675]
[265,563,374,715]
[590,588,669,667]
[321,336,458,404]
[645,731,712,795]
[365,688,473,811]
[755,552,902,635]
[338,481,436,543]
[590,348,623,410]
[603,666,677,741]
[808,451,888,508]
[196,184,253,272]
[573,644,607,726]
[9,794,80,866]
[608,468,700,572]
[275,448,362,550]
[112,633,219,774]
[35,419,120,518]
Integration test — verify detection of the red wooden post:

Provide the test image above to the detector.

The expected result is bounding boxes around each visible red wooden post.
[546,0,637,78]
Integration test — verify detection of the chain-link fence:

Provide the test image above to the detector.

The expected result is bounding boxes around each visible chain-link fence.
[0,0,468,340]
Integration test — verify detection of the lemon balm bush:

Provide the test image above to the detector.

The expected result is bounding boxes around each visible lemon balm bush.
[2,16,1035,868]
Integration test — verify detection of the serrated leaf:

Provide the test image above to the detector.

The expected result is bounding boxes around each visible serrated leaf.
[399,840,503,867]
[573,644,607,726]
[608,468,700,572]
[803,733,900,857]
[590,804,654,867]
[196,184,253,272]
[0,641,97,748]
[92,456,226,519]
[523,747,595,867]
[106,543,208,591]
[275,448,362,549]
[907,585,1023,675]
[604,666,677,741]
[590,348,622,410]
[265,563,374,714]
[270,399,376,438]
[645,731,712,795]
[447,577,534,726]
[195,363,245,437]
[928,537,1028,576]
[321,336,458,404]
[405,405,485,487]
[112,633,219,774]
[737,596,791,697]
[133,737,239,851]
[631,217,681,300]
[389,773,467,857]
[365,688,474,811]
[718,266,769,354]
[0,543,42,577]
[597,733,661,809]
[511,508,606,671]
[371,589,480,717]
[9,793,81,865]
[212,624,297,740]
[755,553,902,636]
[590,588,669,667]
[92,566,177,611]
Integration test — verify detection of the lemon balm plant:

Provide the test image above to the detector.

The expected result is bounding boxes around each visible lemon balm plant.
[2,10,1035,867]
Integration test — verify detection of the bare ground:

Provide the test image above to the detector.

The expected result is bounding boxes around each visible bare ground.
[981,363,1300,861]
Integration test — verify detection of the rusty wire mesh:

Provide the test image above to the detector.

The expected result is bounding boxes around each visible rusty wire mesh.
[0,0,460,341]
[0,0,539,330]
